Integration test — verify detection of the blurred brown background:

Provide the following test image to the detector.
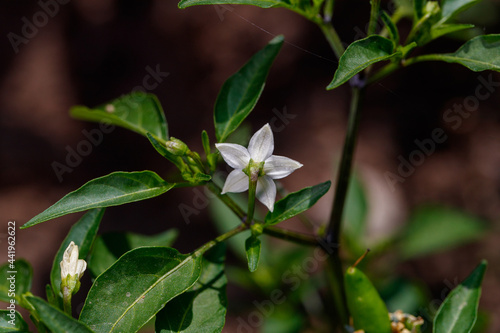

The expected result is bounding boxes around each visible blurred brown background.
[1,0,500,331]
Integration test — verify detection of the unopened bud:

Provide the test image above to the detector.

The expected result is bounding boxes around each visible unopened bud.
[166,137,188,156]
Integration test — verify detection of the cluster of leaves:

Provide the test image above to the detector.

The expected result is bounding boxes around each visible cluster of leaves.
[2,0,499,332]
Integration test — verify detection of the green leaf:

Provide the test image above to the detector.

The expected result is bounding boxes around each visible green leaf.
[214,35,284,142]
[79,247,202,333]
[22,171,174,228]
[0,310,30,332]
[430,23,475,40]
[327,36,401,89]
[380,11,400,49]
[400,206,484,259]
[179,0,288,9]
[155,244,227,333]
[24,296,94,333]
[245,235,261,272]
[441,0,481,23]
[412,34,500,72]
[0,260,32,304]
[265,181,331,226]
[70,92,168,142]
[88,229,179,277]
[50,209,104,300]
[433,260,487,333]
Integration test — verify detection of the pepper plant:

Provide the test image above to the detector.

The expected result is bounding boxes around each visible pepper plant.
[1,0,497,332]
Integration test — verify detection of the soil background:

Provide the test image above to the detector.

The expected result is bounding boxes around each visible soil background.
[1,0,499,332]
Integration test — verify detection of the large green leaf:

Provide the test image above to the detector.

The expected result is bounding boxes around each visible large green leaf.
[70,92,168,142]
[433,260,487,333]
[88,229,179,277]
[155,244,227,333]
[214,35,284,142]
[327,36,401,89]
[411,34,500,72]
[265,181,331,226]
[50,209,104,300]
[0,310,29,332]
[400,206,484,259]
[22,171,174,228]
[79,247,202,333]
[24,296,94,333]
[0,260,32,304]
[179,0,288,9]
[440,0,481,23]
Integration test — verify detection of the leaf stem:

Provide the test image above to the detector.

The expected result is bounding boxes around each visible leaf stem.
[194,224,248,257]
[368,0,381,36]
[206,181,245,219]
[262,226,318,246]
[318,22,345,60]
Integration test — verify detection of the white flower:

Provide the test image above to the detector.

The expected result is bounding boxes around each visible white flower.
[215,123,302,212]
[60,241,86,281]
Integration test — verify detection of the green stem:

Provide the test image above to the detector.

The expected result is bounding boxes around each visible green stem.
[247,179,257,225]
[325,85,364,328]
[62,288,72,315]
[367,0,381,36]
[319,22,345,60]
[206,181,245,219]
[323,0,335,23]
[366,62,401,84]
[262,226,319,246]
[194,224,248,257]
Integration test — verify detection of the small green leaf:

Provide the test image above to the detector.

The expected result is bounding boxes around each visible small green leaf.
[0,310,30,332]
[88,229,179,277]
[179,0,288,9]
[70,92,168,142]
[265,181,331,226]
[433,260,487,333]
[214,35,284,142]
[441,0,481,23]
[24,296,94,333]
[155,244,227,333]
[245,235,261,272]
[327,36,401,89]
[380,11,400,50]
[0,260,32,304]
[22,171,174,228]
[79,247,202,333]
[50,209,104,300]
[419,34,500,72]
[400,206,484,259]
[430,23,475,40]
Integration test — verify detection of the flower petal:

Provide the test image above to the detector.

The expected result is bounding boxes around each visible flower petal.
[215,143,251,169]
[248,124,274,162]
[222,169,249,194]
[256,176,277,212]
[264,155,303,179]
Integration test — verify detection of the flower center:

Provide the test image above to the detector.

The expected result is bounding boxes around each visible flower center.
[244,159,265,182]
